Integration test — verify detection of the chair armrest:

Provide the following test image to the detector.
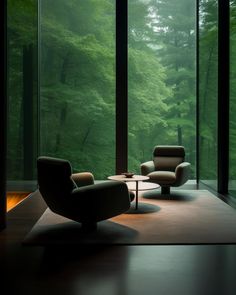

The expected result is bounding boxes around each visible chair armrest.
[71,172,94,187]
[140,161,155,175]
[174,162,191,186]
[70,181,130,221]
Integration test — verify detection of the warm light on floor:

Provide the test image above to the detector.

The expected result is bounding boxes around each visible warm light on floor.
[7,192,30,212]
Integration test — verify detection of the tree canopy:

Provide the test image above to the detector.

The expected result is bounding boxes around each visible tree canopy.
[7,0,199,180]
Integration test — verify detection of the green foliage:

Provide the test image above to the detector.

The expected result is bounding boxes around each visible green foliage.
[7,0,38,179]
[128,0,196,176]
[199,0,218,182]
[8,0,198,180]
[40,0,116,179]
[8,0,37,46]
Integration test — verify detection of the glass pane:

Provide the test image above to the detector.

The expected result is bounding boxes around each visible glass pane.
[128,0,196,177]
[39,0,115,179]
[7,0,38,182]
[229,1,236,197]
[199,0,218,189]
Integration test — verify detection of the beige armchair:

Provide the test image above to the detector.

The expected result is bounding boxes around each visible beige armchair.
[141,145,191,194]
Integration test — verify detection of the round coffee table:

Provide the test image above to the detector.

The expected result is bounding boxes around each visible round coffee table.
[108,175,159,210]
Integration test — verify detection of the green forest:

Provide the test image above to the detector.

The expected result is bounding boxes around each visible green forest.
[6,0,236,187]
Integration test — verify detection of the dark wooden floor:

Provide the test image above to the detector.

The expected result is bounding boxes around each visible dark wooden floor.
[1,190,236,295]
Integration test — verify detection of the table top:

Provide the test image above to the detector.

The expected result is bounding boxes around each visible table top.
[108,174,149,182]
[126,182,160,191]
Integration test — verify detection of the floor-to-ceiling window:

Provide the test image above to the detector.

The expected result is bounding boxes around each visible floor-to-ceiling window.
[7,0,38,183]
[229,0,236,197]
[128,0,196,178]
[7,0,197,186]
[199,0,218,190]
[39,0,115,179]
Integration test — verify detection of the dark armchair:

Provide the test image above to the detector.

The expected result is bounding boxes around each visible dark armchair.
[37,156,131,230]
[140,145,191,194]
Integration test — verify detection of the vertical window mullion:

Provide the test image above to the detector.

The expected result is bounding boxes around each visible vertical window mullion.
[218,0,230,194]
[116,0,128,174]
[196,0,200,184]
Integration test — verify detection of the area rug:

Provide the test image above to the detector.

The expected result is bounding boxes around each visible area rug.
[23,190,236,245]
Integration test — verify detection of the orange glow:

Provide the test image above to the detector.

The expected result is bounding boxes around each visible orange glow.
[7,192,30,211]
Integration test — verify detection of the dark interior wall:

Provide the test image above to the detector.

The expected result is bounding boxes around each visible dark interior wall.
[0,0,7,230]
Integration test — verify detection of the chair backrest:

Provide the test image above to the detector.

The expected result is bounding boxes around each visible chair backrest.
[37,156,75,212]
[153,146,185,172]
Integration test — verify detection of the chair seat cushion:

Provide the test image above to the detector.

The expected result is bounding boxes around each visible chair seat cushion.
[148,171,176,185]
[72,172,94,187]
[129,191,135,202]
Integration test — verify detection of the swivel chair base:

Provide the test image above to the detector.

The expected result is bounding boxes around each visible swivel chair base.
[81,221,97,232]
[161,186,170,194]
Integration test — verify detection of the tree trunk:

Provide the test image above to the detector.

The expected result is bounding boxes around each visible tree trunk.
[55,102,68,153]
[81,122,94,152]
[177,125,182,146]
[200,42,216,153]
[54,53,70,153]
[202,44,215,121]
[60,54,70,84]
[23,44,35,180]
